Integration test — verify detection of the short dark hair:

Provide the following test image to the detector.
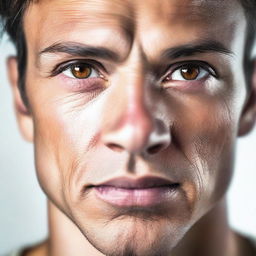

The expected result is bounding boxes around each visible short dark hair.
[1,0,256,105]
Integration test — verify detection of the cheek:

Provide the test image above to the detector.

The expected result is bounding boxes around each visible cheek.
[31,91,107,209]
[175,95,238,209]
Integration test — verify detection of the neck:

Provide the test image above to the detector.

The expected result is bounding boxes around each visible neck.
[173,198,237,256]
[46,198,236,256]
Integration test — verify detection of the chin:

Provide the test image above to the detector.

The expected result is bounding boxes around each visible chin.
[66,178,200,256]
[73,209,191,256]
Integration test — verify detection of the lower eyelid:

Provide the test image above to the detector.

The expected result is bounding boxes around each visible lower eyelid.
[58,73,106,91]
[162,78,212,91]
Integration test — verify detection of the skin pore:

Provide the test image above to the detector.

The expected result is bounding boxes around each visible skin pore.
[7,0,256,255]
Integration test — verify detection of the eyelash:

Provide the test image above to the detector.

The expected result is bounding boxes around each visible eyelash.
[162,61,218,82]
[50,59,105,78]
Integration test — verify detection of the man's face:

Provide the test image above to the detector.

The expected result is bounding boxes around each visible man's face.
[18,0,249,255]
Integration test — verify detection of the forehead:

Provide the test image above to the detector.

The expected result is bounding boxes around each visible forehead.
[24,0,245,57]
[26,0,242,20]
[25,0,244,25]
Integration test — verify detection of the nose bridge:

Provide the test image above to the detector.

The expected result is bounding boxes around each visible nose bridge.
[122,65,152,130]
[101,46,171,154]
[106,62,155,152]
[107,43,154,131]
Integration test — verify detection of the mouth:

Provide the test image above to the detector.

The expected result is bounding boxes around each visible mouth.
[88,176,180,207]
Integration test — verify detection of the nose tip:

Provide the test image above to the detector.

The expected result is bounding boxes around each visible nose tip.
[102,116,171,155]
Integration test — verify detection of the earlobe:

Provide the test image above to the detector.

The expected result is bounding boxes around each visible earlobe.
[238,60,256,136]
[7,56,34,142]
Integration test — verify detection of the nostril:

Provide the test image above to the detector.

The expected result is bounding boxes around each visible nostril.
[147,144,164,154]
[107,143,124,152]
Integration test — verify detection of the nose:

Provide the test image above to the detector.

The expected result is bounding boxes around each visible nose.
[101,77,171,155]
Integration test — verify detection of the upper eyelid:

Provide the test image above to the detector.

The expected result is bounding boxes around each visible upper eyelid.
[162,61,219,79]
[49,59,106,77]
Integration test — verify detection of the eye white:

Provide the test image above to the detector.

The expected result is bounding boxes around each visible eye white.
[171,66,209,81]
[62,66,99,79]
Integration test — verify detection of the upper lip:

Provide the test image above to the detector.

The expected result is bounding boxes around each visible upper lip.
[92,176,179,189]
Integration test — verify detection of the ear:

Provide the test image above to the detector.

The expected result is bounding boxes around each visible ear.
[238,60,256,136]
[7,56,34,142]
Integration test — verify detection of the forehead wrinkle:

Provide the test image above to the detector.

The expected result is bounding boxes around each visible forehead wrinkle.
[24,0,136,60]
[25,0,245,69]
[187,0,242,21]
[138,0,243,25]
[134,0,245,59]
[33,0,135,39]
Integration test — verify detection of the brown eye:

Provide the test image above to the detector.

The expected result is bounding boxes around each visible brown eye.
[180,65,200,80]
[164,63,211,83]
[71,64,92,79]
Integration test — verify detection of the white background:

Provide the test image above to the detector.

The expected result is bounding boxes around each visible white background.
[0,34,255,254]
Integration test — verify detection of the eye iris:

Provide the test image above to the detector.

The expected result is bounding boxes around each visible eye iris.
[180,66,199,80]
[71,65,92,79]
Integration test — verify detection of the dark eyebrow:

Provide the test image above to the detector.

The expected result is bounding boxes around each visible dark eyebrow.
[38,42,121,62]
[161,40,234,59]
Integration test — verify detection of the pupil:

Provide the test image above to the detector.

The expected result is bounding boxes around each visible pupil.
[72,65,91,78]
[181,66,199,80]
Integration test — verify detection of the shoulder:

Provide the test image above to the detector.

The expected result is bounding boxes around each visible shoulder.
[1,249,24,256]
[249,236,256,255]
[4,241,48,256]
[235,233,256,256]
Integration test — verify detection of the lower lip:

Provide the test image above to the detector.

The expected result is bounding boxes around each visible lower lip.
[93,185,178,207]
